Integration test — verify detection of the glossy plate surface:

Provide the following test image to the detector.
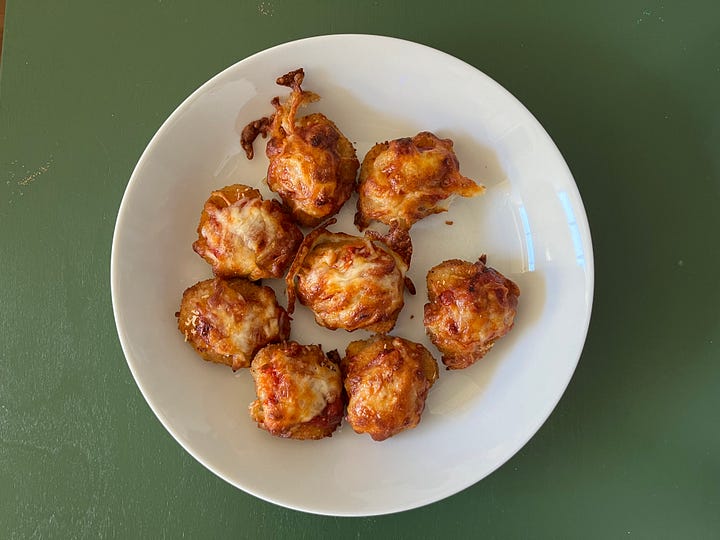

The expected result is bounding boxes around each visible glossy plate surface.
[111,34,593,516]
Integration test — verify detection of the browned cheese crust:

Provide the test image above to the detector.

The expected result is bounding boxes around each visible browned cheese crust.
[285,221,411,333]
[192,184,303,280]
[241,68,360,227]
[423,256,520,370]
[355,131,485,230]
[177,278,290,371]
[341,335,439,441]
[249,342,344,440]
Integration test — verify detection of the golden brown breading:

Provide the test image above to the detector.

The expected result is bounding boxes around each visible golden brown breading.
[177,277,290,371]
[192,184,303,280]
[355,131,485,230]
[423,256,520,370]
[285,220,412,333]
[241,68,360,227]
[249,341,344,440]
[341,335,439,441]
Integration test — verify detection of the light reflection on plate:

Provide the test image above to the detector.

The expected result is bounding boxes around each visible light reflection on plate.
[111,34,593,516]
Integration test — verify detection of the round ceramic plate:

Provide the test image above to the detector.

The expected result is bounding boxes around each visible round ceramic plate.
[111,34,593,516]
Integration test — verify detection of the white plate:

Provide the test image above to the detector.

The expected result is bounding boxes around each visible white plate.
[111,34,593,516]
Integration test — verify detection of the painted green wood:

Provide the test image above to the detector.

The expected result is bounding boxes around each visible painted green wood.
[1,0,718,538]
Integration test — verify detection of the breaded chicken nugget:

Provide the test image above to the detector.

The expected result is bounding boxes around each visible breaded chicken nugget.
[424,256,519,369]
[249,341,344,440]
[177,277,290,370]
[242,68,359,227]
[286,220,412,333]
[192,184,303,280]
[355,131,484,230]
[342,335,439,441]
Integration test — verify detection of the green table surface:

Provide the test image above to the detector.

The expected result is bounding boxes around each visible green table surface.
[1,1,719,538]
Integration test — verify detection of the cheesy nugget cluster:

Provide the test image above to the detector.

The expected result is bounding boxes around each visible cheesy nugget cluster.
[192,184,303,280]
[242,68,360,227]
[249,342,344,440]
[177,277,290,371]
[424,256,520,370]
[286,221,412,333]
[174,67,523,444]
[342,335,439,441]
[355,131,484,230]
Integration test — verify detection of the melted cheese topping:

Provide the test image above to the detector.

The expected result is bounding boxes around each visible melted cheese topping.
[250,343,343,435]
[224,300,281,359]
[178,278,289,370]
[296,234,405,331]
[193,184,302,280]
[356,131,484,230]
[204,202,275,275]
[342,336,438,441]
[203,200,272,265]
[266,110,358,227]
[288,370,336,423]
[424,258,519,369]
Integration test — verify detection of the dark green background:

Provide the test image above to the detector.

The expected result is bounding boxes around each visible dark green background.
[1,1,718,538]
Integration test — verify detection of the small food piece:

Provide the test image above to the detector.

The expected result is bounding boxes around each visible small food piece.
[342,335,439,441]
[177,277,290,371]
[424,256,520,370]
[192,184,303,280]
[249,341,344,440]
[355,131,484,230]
[286,220,412,333]
[242,68,360,227]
